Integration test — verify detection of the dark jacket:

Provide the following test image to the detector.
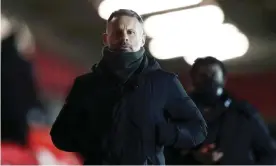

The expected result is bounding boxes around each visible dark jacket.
[166,92,276,165]
[50,55,207,165]
[1,34,42,145]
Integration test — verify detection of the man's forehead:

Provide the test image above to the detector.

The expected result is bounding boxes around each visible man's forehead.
[198,64,221,73]
[108,16,142,28]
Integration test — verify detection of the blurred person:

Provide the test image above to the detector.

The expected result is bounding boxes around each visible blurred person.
[50,9,207,165]
[166,56,276,165]
[1,31,40,164]
[1,17,82,164]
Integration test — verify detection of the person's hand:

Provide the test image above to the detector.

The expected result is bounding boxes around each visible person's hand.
[192,144,223,164]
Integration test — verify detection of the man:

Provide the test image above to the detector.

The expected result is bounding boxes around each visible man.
[50,9,207,165]
[166,56,275,164]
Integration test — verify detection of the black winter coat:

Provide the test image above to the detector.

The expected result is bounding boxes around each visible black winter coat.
[165,92,276,165]
[50,55,207,165]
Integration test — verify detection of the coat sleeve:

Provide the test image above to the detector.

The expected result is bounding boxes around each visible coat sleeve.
[249,106,276,164]
[157,74,207,149]
[50,77,89,153]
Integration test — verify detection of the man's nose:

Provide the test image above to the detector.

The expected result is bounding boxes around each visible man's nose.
[121,32,129,42]
[202,73,214,80]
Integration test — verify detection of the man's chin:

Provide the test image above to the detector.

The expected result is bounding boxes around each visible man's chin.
[108,47,133,52]
[117,48,132,52]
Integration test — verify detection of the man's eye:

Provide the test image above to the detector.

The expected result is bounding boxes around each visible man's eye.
[127,30,135,34]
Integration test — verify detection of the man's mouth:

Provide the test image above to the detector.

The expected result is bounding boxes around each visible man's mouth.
[120,45,129,49]
[118,46,130,52]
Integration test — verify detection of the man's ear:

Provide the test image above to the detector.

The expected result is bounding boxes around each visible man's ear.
[141,33,146,46]
[103,33,108,46]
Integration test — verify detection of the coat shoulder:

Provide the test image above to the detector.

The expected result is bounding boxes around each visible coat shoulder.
[75,71,98,84]
[232,100,260,119]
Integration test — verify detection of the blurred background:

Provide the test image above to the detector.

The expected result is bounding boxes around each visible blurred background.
[1,0,276,164]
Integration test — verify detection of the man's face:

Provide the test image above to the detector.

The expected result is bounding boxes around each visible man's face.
[103,16,145,52]
[192,64,225,90]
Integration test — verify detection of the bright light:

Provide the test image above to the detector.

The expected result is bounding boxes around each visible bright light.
[98,0,202,20]
[149,23,250,62]
[149,38,185,59]
[149,35,210,59]
[1,15,35,55]
[16,25,35,55]
[1,15,13,40]
[144,5,225,38]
